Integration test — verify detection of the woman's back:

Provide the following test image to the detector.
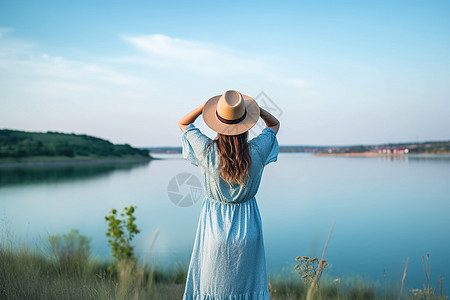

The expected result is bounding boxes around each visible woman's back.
[182,123,279,204]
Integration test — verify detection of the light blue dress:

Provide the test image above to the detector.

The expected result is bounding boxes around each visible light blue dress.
[182,123,279,300]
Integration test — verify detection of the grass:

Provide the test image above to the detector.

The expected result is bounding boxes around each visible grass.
[1,244,446,300]
[0,245,186,300]
[268,274,380,300]
[0,225,446,299]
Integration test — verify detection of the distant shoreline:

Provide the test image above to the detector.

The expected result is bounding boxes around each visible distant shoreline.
[0,157,153,168]
[314,152,450,157]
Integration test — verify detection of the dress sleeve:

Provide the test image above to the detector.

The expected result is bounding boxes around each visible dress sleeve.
[182,123,212,166]
[249,127,279,166]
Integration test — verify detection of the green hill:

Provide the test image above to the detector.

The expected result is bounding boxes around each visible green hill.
[0,129,151,164]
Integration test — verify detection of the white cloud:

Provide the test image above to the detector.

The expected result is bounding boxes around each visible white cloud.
[282,77,306,88]
[121,34,306,87]
[0,52,138,87]
[0,31,309,145]
[0,27,12,38]
[122,34,265,76]
[124,34,212,59]
[0,30,141,97]
[0,32,159,144]
[0,29,36,58]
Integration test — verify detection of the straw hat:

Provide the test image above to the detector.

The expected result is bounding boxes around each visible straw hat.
[202,90,260,135]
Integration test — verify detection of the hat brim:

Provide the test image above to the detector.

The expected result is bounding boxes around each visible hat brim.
[202,94,260,135]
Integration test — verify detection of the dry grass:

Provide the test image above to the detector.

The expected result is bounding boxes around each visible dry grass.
[0,244,185,300]
[0,225,447,300]
[1,246,447,300]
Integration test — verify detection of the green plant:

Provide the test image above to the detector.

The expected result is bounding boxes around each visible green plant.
[48,229,91,275]
[105,206,140,265]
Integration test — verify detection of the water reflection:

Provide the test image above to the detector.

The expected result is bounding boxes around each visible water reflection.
[321,154,450,163]
[374,154,450,163]
[406,154,450,161]
[0,160,151,187]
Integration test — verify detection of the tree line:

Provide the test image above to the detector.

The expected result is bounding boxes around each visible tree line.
[0,129,150,158]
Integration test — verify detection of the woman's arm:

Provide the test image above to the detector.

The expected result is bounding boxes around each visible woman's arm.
[260,108,280,133]
[178,102,206,132]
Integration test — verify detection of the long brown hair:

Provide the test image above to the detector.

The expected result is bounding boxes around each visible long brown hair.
[208,132,251,186]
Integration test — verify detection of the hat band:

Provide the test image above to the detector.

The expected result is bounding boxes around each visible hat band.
[216,109,247,125]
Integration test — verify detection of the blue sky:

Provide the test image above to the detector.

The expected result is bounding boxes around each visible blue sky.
[0,0,449,146]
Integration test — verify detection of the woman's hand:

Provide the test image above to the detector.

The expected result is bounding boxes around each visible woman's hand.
[178,102,207,132]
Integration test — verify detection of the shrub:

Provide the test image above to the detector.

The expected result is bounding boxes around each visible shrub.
[105,206,140,267]
[48,229,91,275]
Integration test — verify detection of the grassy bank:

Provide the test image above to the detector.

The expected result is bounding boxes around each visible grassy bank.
[1,243,444,299]
[0,222,444,299]
[0,245,374,300]
[0,245,186,300]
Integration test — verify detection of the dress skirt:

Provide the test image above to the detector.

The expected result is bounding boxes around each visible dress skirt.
[182,196,270,300]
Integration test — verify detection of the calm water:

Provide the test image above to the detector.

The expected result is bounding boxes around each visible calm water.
[1,154,449,292]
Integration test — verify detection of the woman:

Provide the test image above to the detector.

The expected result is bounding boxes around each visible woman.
[178,90,280,300]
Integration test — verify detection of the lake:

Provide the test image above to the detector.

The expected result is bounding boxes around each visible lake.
[1,153,449,292]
